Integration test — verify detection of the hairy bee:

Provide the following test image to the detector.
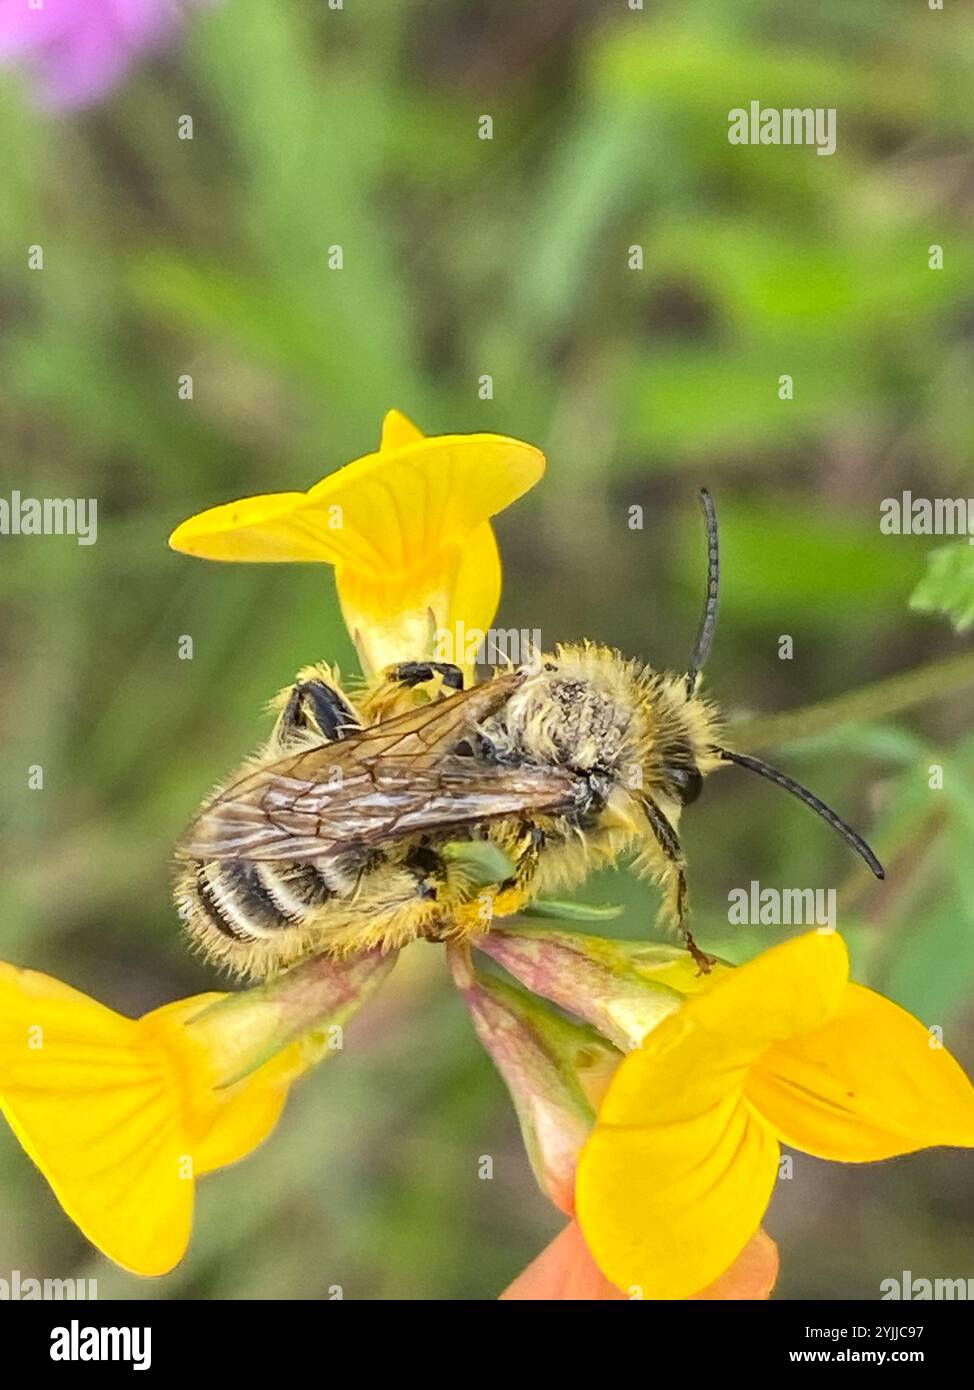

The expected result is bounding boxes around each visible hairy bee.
[175,492,884,978]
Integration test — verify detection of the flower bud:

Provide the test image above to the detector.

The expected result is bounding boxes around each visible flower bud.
[476,927,729,1051]
[182,948,398,1088]
[449,946,620,1213]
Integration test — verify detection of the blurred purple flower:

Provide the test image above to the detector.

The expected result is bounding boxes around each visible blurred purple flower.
[0,0,208,110]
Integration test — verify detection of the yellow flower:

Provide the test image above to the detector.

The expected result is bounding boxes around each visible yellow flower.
[574,931,974,1300]
[0,951,394,1275]
[168,409,545,678]
[1,410,543,1278]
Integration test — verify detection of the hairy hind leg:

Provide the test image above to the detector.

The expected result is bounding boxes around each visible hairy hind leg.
[641,794,713,974]
[361,660,465,723]
[388,661,464,692]
[273,666,362,746]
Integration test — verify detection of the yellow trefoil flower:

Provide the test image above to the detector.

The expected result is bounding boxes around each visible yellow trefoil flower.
[168,409,545,678]
[574,930,974,1300]
[2,410,544,1279]
[0,952,395,1276]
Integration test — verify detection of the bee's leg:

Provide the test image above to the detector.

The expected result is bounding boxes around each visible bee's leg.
[278,679,361,744]
[641,794,714,974]
[388,661,464,693]
[403,845,447,902]
[512,823,545,889]
[361,661,465,725]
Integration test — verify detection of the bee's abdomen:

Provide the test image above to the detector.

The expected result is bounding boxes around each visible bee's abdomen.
[190,860,334,942]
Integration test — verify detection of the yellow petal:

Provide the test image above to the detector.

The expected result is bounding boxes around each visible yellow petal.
[575,932,849,1298]
[448,521,501,658]
[750,982,974,1160]
[303,432,542,575]
[577,1093,780,1300]
[139,995,298,1178]
[339,519,501,676]
[321,433,540,673]
[169,419,545,677]
[380,408,424,450]
[595,931,849,1128]
[0,964,196,1276]
[171,430,543,575]
[168,492,324,563]
[0,967,300,1276]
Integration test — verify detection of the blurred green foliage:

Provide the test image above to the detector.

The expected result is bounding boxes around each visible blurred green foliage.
[912,544,974,632]
[0,0,972,1300]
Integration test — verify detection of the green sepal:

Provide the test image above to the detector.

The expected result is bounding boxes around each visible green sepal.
[521,898,624,922]
[186,949,397,1089]
[451,959,621,1210]
[477,926,732,1051]
[440,839,518,892]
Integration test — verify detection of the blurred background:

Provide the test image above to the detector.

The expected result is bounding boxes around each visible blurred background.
[1,0,973,1299]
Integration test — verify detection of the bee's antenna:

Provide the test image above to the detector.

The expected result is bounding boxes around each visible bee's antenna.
[715,747,885,880]
[685,488,719,698]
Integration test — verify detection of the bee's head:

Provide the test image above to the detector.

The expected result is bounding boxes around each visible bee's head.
[650,669,723,813]
[665,760,704,807]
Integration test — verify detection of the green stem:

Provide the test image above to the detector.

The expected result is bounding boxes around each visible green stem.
[726,648,974,752]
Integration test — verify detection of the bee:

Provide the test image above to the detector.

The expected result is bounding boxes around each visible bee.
[175,491,884,978]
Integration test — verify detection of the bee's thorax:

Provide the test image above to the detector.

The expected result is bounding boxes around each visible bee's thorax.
[483,642,722,814]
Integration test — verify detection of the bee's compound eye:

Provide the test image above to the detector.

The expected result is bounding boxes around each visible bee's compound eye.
[544,662,557,672]
[671,765,704,806]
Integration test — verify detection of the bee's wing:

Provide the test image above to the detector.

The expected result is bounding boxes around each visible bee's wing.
[178,758,584,863]
[178,672,583,862]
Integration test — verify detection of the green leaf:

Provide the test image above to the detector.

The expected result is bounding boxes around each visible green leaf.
[885,828,974,1024]
[910,544,974,632]
[779,724,930,767]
